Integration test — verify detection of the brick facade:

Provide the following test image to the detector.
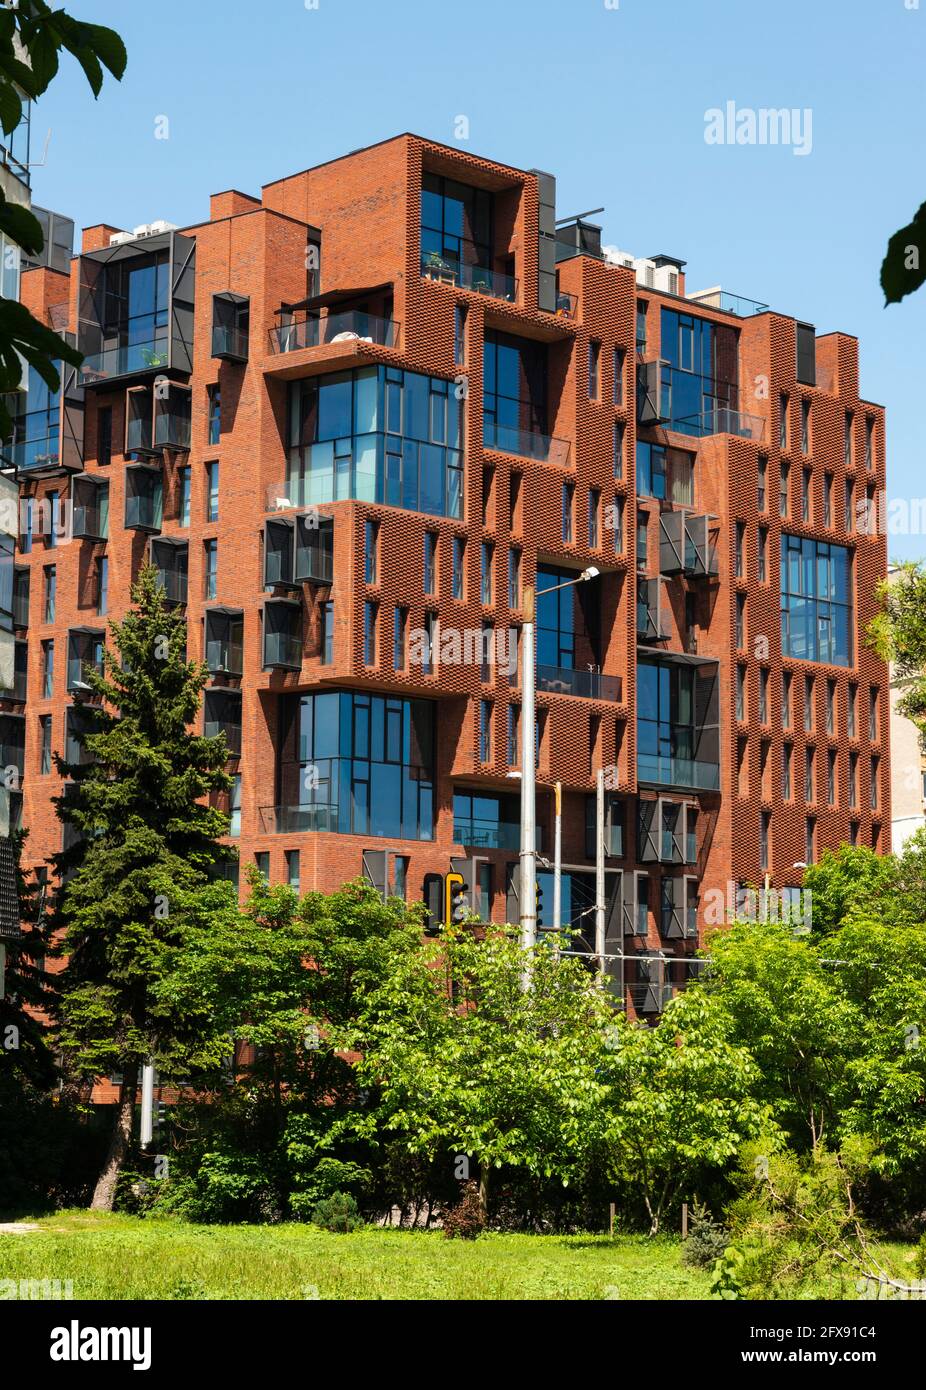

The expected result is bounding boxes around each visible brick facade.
[6,132,890,1021]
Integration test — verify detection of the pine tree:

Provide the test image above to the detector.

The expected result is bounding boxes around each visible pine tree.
[52,566,235,1209]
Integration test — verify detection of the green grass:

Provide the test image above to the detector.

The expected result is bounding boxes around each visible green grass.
[0,1211,712,1300]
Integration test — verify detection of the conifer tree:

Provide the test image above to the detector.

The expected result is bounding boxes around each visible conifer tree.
[53,566,234,1209]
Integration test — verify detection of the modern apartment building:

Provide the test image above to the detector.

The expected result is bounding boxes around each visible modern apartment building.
[1,133,891,1014]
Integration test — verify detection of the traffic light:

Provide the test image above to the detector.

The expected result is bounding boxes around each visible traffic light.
[535,880,544,924]
[422,873,444,935]
[445,871,468,926]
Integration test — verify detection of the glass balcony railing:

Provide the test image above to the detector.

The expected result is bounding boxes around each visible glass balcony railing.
[6,429,62,474]
[263,630,302,670]
[483,418,570,467]
[153,568,188,605]
[536,664,622,701]
[269,310,399,354]
[554,290,578,320]
[420,252,517,303]
[453,819,544,852]
[637,753,720,792]
[669,404,765,441]
[259,803,338,834]
[80,336,170,381]
[211,325,248,361]
[204,719,242,756]
[205,639,243,678]
[687,290,769,317]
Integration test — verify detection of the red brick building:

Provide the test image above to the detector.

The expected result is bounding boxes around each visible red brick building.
[3,133,890,1016]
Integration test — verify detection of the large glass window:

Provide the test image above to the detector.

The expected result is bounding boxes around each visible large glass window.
[780,534,853,665]
[277,691,434,840]
[536,564,600,673]
[483,330,547,453]
[658,307,738,436]
[637,658,719,790]
[286,365,462,518]
[453,790,522,850]
[420,173,492,269]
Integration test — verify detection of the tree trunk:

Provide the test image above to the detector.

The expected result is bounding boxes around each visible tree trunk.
[90,1060,139,1211]
[478,1165,490,1215]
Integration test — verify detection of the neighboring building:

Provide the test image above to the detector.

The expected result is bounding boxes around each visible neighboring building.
[887,566,926,851]
[3,133,891,1014]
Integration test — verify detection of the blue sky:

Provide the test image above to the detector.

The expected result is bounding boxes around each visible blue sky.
[29,0,926,557]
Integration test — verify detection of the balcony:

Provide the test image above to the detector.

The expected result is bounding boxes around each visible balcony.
[76,229,195,386]
[0,714,24,779]
[212,292,249,363]
[65,704,100,767]
[554,290,578,320]
[453,818,544,852]
[124,463,163,533]
[670,404,765,441]
[12,570,28,629]
[483,418,570,467]
[636,578,669,643]
[154,384,192,451]
[10,641,26,702]
[661,902,698,942]
[637,753,720,793]
[536,664,622,702]
[263,598,302,670]
[71,474,109,541]
[4,356,84,479]
[420,251,516,303]
[269,308,399,354]
[205,608,244,678]
[659,511,718,579]
[264,515,333,588]
[687,289,769,317]
[150,537,188,605]
[203,688,242,757]
[259,803,337,834]
[66,628,105,693]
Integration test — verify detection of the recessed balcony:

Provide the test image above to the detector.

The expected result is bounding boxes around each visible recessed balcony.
[150,537,188,605]
[205,607,243,678]
[536,665,622,702]
[124,463,163,533]
[263,598,302,670]
[212,292,249,363]
[659,511,718,579]
[269,307,399,355]
[71,474,109,542]
[67,627,105,694]
[482,418,570,467]
[420,250,517,303]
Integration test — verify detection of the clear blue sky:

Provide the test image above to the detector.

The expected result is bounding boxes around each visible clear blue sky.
[29,0,925,557]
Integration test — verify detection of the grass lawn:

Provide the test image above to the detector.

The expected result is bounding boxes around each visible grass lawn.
[0,1211,713,1300]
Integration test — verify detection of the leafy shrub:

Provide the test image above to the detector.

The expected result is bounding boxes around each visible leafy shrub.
[443,1182,485,1240]
[310,1191,362,1233]
[682,1202,730,1268]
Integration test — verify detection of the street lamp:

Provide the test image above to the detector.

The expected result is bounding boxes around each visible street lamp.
[519,566,601,988]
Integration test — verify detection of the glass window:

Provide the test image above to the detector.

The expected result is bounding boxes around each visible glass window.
[452,536,465,599]
[453,303,467,367]
[780,392,789,451]
[204,538,218,600]
[320,600,333,665]
[783,744,792,799]
[613,419,624,479]
[481,541,493,605]
[206,460,219,522]
[479,700,492,762]
[255,852,270,883]
[588,340,600,400]
[44,565,55,623]
[98,406,112,467]
[364,600,378,666]
[42,639,54,698]
[757,456,767,512]
[758,526,767,582]
[658,307,739,436]
[735,521,745,578]
[208,385,221,445]
[801,399,811,455]
[780,534,853,665]
[96,556,108,616]
[562,484,573,544]
[636,441,666,500]
[845,410,853,467]
[364,518,379,585]
[423,531,437,594]
[178,465,191,527]
[508,548,521,608]
[589,489,600,550]
[286,849,300,891]
[782,672,792,729]
[40,715,52,775]
[393,606,407,670]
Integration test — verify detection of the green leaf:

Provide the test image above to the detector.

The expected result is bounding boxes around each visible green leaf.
[881,200,926,305]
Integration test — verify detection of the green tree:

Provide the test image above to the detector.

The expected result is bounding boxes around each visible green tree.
[598,990,768,1233]
[869,562,926,729]
[351,927,615,1214]
[881,201,926,306]
[53,567,233,1210]
[801,844,897,935]
[0,2,125,434]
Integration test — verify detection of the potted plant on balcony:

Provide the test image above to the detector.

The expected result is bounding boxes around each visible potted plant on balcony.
[423,250,455,285]
[141,347,168,368]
